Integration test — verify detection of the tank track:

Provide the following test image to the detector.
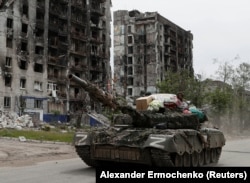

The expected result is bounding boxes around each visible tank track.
[150,149,174,167]
[150,147,222,167]
[75,146,99,167]
[76,145,222,167]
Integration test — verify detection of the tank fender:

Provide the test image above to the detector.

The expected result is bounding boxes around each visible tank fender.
[73,132,92,146]
[143,134,188,155]
[200,128,226,148]
[143,134,176,151]
[143,131,203,155]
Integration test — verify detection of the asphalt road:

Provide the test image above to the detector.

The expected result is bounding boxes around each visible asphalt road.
[0,158,95,183]
[0,138,250,183]
[217,138,250,166]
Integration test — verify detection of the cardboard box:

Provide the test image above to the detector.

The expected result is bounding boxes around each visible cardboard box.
[136,95,154,111]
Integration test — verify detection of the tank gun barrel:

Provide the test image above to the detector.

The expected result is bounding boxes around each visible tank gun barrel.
[68,73,119,109]
[67,74,160,128]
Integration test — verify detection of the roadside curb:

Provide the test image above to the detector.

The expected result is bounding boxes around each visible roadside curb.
[0,136,73,146]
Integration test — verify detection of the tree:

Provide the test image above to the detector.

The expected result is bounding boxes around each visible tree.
[215,61,234,84]
[156,69,204,107]
[206,88,232,128]
[211,60,250,132]
[232,62,250,131]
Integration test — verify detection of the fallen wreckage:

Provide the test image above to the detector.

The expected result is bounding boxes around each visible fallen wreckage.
[68,74,225,167]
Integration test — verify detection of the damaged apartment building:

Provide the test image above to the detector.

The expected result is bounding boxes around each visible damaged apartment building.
[113,10,193,99]
[0,0,112,122]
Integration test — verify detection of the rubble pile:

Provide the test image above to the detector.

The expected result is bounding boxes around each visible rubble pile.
[0,111,33,129]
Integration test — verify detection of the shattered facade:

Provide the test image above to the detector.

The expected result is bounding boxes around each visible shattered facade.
[113,10,193,98]
[0,0,112,121]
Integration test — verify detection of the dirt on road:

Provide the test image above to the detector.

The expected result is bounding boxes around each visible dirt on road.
[0,138,78,167]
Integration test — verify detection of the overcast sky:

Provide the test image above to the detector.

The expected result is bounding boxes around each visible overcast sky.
[111,0,250,79]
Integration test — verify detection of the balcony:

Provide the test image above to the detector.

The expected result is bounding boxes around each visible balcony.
[71,64,87,71]
[71,18,87,27]
[70,50,87,57]
[71,32,87,42]
[90,37,103,44]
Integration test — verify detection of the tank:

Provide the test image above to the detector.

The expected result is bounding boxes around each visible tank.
[68,74,226,167]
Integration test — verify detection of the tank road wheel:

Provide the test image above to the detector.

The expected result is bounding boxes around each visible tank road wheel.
[198,150,204,167]
[215,147,222,162]
[204,149,211,165]
[191,152,199,167]
[174,154,183,167]
[210,148,217,163]
[183,153,191,167]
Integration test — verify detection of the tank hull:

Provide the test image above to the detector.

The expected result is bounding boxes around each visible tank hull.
[74,127,225,167]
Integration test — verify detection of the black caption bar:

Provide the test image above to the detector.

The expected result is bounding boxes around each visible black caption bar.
[96,167,249,183]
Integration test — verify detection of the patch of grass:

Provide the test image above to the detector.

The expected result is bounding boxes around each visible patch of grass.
[0,129,75,143]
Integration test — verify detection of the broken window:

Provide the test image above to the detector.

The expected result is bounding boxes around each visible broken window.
[35,46,44,54]
[21,42,28,51]
[35,28,44,37]
[36,11,44,21]
[5,57,12,67]
[20,78,26,89]
[34,100,43,109]
[34,81,43,91]
[75,41,80,52]
[74,57,79,66]
[49,48,57,57]
[19,97,26,109]
[92,30,98,40]
[6,38,13,48]
[128,66,133,75]
[22,23,28,33]
[128,25,132,33]
[91,45,97,54]
[5,75,12,87]
[4,97,11,108]
[128,77,134,85]
[128,35,133,44]
[22,4,28,17]
[34,63,43,73]
[53,68,59,78]
[127,57,133,65]
[20,60,27,70]
[128,46,133,54]
[7,18,13,28]
[128,88,133,96]
[139,35,146,43]
[74,88,79,98]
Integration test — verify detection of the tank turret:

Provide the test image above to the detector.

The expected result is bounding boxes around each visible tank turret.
[68,73,200,129]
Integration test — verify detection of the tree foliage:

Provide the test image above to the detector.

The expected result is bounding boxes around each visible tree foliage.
[156,69,204,107]
[209,60,250,131]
